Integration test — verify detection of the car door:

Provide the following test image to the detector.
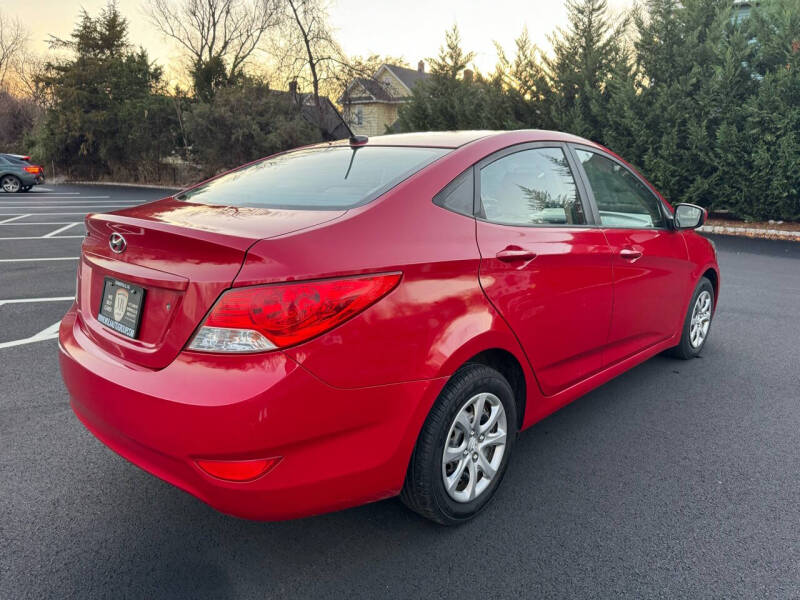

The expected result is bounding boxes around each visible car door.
[475,143,614,397]
[569,145,693,366]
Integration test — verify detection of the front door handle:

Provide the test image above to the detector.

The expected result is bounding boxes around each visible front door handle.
[619,248,643,261]
[496,246,537,263]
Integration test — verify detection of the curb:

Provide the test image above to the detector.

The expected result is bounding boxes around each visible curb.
[64,180,182,191]
[700,224,800,241]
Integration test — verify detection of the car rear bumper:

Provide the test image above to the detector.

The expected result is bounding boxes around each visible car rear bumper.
[19,172,44,186]
[59,306,446,520]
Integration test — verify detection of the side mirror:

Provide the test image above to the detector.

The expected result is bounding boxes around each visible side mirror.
[673,204,707,230]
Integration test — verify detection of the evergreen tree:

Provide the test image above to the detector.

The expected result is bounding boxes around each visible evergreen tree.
[394,26,525,131]
[733,0,800,220]
[32,2,177,178]
[543,0,629,141]
[429,25,476,79]
[494,28,552,128]
[185,80,321,175]
[604,0,732,207]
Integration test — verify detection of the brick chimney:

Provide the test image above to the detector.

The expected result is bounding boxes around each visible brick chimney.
[463,69,473,82]
[418,60,425,73]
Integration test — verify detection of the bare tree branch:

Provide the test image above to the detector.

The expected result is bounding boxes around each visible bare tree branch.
[0,10,29,92]
[144,0,280,81]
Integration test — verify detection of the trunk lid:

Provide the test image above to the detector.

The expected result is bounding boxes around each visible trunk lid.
[77,198,345,369]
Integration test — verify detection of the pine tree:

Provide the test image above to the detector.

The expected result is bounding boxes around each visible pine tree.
[494,28,552,128]
[32,2,177,178]
[736,0,800,220]
[543,0,629,142]
[394,26,525,131]
[616,0,731,206]
[429,25,476,79]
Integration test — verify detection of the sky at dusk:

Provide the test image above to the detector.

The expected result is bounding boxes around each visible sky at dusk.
[16,0,633,85]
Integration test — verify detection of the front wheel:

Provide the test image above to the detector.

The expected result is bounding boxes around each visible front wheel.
[1,175,21,193]
[401,364,517,525]
[668,277,715,359]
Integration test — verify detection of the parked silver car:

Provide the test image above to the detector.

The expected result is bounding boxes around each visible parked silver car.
[0,154,45,192]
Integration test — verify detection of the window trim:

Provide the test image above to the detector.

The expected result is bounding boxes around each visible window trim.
[473,141,597,229]
[566,143,674,231]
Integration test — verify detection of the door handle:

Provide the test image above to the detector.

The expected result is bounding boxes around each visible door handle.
[619,248,643,261]
[496,247,537,263]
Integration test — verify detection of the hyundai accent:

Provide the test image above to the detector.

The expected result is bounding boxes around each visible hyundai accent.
[59,130,719,525]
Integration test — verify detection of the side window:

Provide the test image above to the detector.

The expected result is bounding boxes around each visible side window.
[479,147,585,226]
[575,149,665,228]
[433,168,474,217]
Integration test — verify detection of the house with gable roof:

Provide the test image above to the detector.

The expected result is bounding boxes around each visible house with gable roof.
[339,61,430,136]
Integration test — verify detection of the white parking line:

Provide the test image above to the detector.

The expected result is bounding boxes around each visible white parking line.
[0,222,82,226]
[0,198,136,208]
[0,321,62,350]
[0,196,111,201]
[0,214,30,223]
[0,296,75,306]
[2,189,76,194]
[0,235,84,240]
[0,212,115,216]
[43,223,79,238]
[0,257,79,262]
[0,204,138,210]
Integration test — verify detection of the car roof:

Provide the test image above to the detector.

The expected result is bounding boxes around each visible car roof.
[327,130,596,149]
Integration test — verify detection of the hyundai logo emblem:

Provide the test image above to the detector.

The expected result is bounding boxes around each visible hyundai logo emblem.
[109,232,127,254]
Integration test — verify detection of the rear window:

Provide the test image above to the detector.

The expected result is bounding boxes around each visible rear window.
[178,146,450,209]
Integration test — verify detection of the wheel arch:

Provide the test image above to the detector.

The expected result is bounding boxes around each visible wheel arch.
[701,266,720,306]
[465,348,527,431]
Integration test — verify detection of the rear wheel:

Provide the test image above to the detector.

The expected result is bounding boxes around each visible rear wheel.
[401,364,517,525]
[1,175,21,193]
[668,277,714,359]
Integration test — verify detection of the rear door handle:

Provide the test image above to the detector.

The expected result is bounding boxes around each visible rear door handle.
[496,247,537,263]
[619,248,643,261]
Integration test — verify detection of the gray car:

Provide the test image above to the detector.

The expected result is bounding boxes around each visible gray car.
[0,153,45,192]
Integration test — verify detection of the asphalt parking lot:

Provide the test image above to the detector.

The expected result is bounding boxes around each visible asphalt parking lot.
[2,185,799,599]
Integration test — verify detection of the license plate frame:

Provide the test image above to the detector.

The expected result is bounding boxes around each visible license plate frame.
[97,277,146,339]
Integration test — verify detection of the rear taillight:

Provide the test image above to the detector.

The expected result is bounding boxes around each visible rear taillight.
[187,273,401,353]
[23,165,42,174]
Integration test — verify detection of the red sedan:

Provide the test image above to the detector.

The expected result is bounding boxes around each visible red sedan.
[59,130,719,524]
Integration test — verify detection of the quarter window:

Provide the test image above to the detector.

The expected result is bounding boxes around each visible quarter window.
[479,147,585,226]
[433,168,474,216]
[575,149,665,228]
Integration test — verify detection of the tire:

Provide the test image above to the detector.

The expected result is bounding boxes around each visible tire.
[401,363,517,525]
[1,175,21,193]
[668,276,715,360]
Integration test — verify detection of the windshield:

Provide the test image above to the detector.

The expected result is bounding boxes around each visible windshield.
[177,146,450,210]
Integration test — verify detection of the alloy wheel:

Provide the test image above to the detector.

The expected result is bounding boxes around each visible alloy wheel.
[441,392,508,503]
[1,176,20,193]
[689,290,712,348]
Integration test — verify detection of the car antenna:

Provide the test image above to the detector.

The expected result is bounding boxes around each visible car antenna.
[344,135,368,179]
